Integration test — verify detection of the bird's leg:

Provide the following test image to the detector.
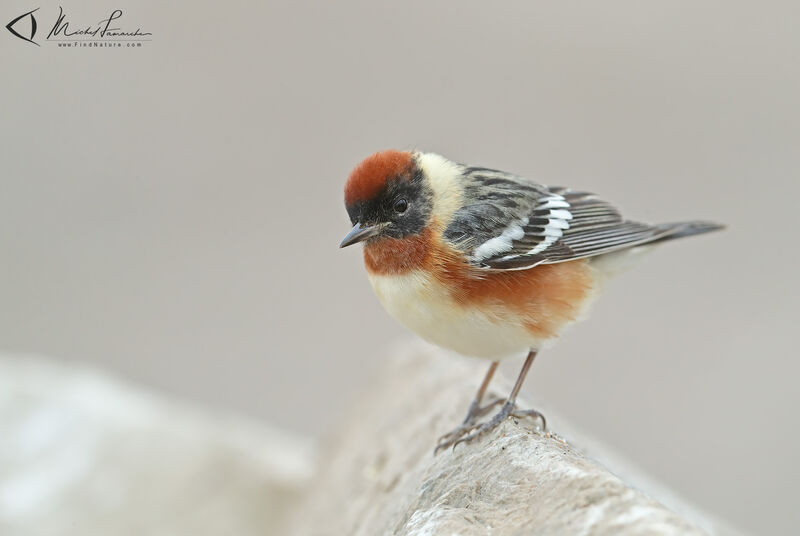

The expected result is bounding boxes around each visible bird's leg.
[452,349,546,450]
[434,361,500,454]
[461,361,500,425]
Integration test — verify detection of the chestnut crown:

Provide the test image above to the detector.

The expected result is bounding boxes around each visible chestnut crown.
[341,150,432,246]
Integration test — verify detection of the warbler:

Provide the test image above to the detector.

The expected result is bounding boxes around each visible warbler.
[340,150,722,452]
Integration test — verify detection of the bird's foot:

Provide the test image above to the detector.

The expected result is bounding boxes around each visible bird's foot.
[433,397,503,454]
[448,401,546,452]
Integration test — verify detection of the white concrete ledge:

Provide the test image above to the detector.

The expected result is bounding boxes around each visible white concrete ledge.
[0,347,743,536]
[285,342,742,536]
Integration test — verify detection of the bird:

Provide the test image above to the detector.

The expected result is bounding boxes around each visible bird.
[339,149,722,452]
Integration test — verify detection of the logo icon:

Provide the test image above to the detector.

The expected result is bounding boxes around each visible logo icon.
[6,7,39,46]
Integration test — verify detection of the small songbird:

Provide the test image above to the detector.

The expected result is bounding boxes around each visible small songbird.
[340,150,722,452]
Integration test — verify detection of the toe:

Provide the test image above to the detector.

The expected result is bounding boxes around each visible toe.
[510,408,547,429]
[434,422,480,454]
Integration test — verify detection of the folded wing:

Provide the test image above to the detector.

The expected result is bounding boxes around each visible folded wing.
[444,168,710,270]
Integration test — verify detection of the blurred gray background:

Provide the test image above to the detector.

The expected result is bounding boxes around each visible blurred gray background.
[2,1,797,533]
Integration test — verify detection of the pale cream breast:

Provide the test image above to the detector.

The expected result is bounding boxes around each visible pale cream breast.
[367,270,547,360]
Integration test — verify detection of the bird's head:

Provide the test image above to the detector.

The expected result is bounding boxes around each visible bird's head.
[340,150,434,248]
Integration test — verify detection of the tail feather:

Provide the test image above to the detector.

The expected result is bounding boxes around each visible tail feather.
[652,221,725,244]
[589,220,724,277]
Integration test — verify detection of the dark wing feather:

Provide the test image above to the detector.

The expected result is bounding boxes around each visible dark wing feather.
[444,168,697,270]
[441,167,551,251]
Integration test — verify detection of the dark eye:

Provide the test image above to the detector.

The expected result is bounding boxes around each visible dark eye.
[393,199,408,214]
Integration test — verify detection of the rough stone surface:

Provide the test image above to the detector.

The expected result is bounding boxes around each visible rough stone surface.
[285,342,741,536]
[0,354,311,536]
[0,347,743,536]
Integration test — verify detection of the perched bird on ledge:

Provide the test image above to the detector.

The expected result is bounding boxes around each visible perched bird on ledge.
[340,150,722,452]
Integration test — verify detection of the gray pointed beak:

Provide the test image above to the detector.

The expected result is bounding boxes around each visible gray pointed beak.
[340,222,382,248]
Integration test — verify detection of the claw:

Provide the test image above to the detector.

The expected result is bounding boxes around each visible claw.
[451,401,514,450]
[448,401,548,451]
[510,408,547,430]
[434,422,481,454]
[434,396,506,454]
[451,431,476,451]
[451,422,493,450]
